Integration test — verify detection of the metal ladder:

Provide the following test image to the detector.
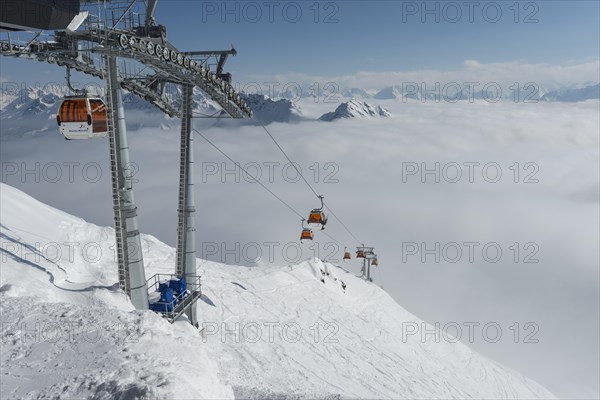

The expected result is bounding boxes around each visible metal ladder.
[176,85,193,276]
[105,55,130,294]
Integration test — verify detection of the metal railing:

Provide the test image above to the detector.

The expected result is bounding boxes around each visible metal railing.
[147,273,202,323]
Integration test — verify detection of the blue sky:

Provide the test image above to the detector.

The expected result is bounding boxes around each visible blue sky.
[157,0,600,76]
[1,1,599,85]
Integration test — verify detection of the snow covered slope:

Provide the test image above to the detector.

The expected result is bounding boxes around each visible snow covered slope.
[240,93,303,124]
[0,87,62,138]
[0,184,554,399]
[0,184,231,400]
[319,100,391,121]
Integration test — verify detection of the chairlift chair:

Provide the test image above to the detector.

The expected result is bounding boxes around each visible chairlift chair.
[300,219,314,242]
[343,247,351,261]
[307,195,328,230]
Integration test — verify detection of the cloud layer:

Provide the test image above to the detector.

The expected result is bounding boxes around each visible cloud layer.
[1,98,598,399]
[241,59,600,94]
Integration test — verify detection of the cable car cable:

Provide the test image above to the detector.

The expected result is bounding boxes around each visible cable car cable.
[259,123,363,246]
[321,204,362,245]
[192,128,304,220]
[192,127,352,249]
[260,124,319,198]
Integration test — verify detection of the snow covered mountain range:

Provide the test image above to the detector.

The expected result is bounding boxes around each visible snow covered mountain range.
[319,99,391,121]
[239,93,303,124]
[372,83,600,102]
[539,84,600,102]
[0,88,390,135]
[1,82,597,137]
[0,183,555,399]
[0,86,218,138]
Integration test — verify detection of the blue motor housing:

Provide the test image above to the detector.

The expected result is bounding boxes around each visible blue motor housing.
[158,282,169,293]
[160,287,174,303]
[169,278,187,296]
[149,278,188,314]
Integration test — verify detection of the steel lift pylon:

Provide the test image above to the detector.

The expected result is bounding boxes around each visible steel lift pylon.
[176,84,198,326]
[0,0,252,324]
[105,54,149,309]
[358,246,375,282]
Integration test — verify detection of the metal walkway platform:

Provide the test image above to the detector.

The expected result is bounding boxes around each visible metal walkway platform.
[147,273,202,324]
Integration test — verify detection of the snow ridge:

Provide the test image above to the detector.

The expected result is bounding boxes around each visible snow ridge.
[319,99,391,121]
[240,93,303,124]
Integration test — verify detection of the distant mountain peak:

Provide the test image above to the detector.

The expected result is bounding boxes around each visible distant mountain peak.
[341,87,373,99]
[319,100,391,121]
[240,93,303,124]
[540,84,600,103]
[373,86,404,100]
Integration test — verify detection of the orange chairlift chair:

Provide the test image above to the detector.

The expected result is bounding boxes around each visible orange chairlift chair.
[356,247,366,259]
[307,195,328,230]
[300,219,314,242]
[343,247,351,261]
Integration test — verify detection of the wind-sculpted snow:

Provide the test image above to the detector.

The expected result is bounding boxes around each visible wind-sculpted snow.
[0,183,554,399]
[0,298,231,400]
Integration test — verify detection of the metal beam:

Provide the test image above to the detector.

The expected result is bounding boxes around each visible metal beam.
[145,0,159,29]
[0,32,252,118]
[183,49,237,57]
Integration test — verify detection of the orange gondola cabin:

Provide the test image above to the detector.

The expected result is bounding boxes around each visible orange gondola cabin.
[57,97,108,139]
[343,247,351,261]
[356,249,365,259]
[307,195,328,230]
[308,208,327,226]
[300,228,314,242]
[300,219,314,242]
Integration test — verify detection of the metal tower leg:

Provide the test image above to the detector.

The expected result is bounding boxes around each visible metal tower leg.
[105,55,149,310]
[366,259,371,282]
[176,84,197,326]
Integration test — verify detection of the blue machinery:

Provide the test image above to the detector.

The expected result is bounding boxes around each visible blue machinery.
[147,274,202,323]
[0,1,252,325]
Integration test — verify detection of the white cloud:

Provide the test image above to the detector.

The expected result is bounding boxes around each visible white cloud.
[241,59,600,92]
[1,99,598,399]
